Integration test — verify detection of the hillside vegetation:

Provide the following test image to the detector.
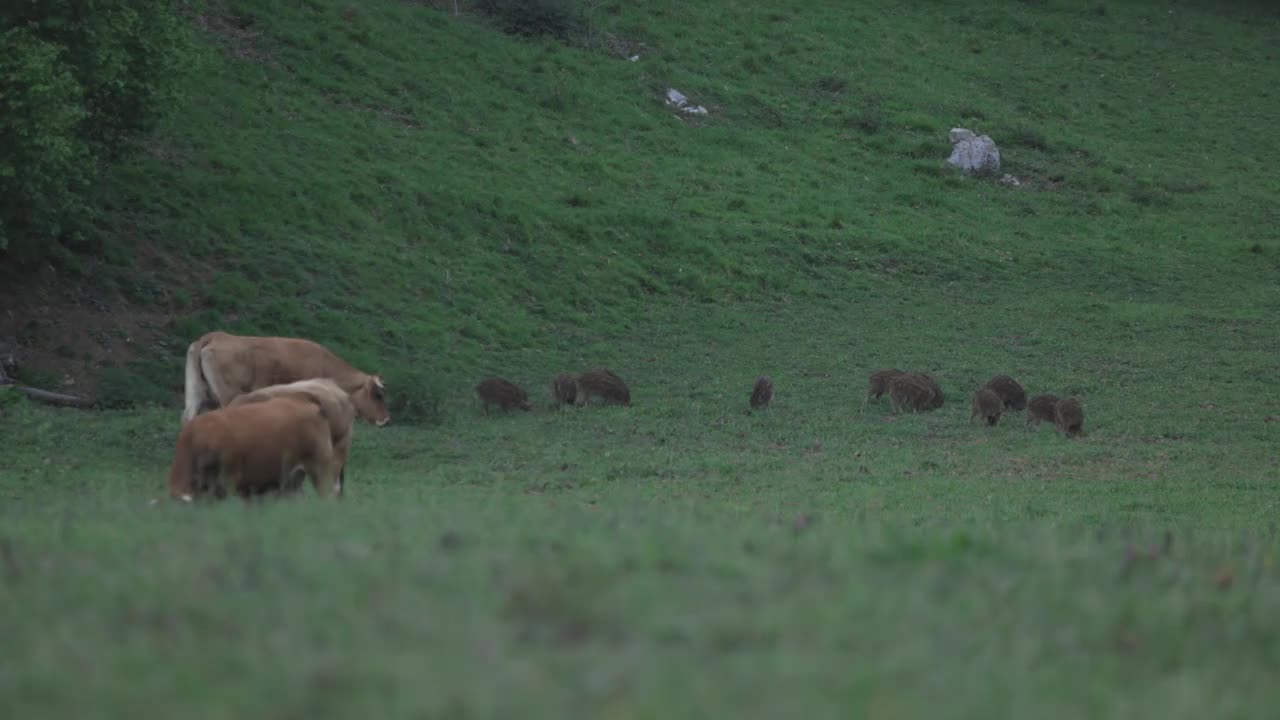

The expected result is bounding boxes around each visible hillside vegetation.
[3,1,1280,717]
[5,0,1278,415]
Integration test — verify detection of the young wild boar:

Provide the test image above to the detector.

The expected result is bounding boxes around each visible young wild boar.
[1025,393,1060,428]
[984,374,1027,411]
[750,375,774,410]
[970,387,1003,426]
[577,368,631,406]
[1054,396,1085,438]
[475,377,532,414]
[862,368,905,411]
[901,368,952,409]
[913,372,945,410]
[552,373,577,407]
[888,373,939,414]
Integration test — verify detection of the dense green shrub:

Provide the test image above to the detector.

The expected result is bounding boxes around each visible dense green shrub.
[474,0,585,41]
[386,367,448,426]
[0,1,193,263]
[0,28,90,258]
[97,362,173,409]
[0,385,24,411]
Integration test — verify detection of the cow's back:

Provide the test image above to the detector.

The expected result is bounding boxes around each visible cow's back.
[204,332,361,397]
[229,379,356,455]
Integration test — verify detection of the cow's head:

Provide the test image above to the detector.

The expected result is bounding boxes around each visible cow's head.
[351,374,391,426]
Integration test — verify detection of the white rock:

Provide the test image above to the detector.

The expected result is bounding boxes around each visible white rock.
[947,127,1001,174]
[999,174,1021,187]
[665,88,708,116]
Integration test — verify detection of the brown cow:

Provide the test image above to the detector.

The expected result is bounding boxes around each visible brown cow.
[167,395,341,501]
[182,331,389,427]
[227,378,356,494]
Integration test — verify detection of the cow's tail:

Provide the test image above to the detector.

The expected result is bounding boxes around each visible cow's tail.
[182,336,210,424]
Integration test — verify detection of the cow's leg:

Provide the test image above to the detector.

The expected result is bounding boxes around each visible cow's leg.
[305,462,341,498]
[336,437,351,494]
[301,440,341,498]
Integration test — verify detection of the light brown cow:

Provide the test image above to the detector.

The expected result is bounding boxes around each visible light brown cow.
[167,394,341,501]
[228,378,356,494]
[182,331,389,427]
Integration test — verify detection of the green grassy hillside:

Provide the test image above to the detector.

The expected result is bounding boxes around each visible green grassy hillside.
[3,1,1280,717]
[34,0,1276,415]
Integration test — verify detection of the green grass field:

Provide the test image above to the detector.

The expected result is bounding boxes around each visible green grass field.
[3,0,1280,717]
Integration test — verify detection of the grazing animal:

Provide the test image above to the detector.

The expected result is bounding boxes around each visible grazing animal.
[1055,396,1085,437]
[228,378,356,494]
[915,372,945,409]
[888,374,939,414]
[984,374,1027,411]
[475,377,532,413]
[577,368,631,406]
[750,375,774,410]
[895,371,945,410]
[167,395,341,501]
[1025,393,1060,428]
[970,387,1003,426]
[862,368,905,410]
[182,331,389,427]
[553,373,577,407]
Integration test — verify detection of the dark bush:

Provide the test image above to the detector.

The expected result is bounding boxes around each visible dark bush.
[0,385,23,411]
[386,367,448,426]
[0,1,193,264]
[843,105,885,134]
[1006,125,1052,152]
[0,28,91,259]
[475,0,586,41]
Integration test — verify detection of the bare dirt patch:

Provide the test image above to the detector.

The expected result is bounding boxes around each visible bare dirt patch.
[0,252,185,400]
[187,3,275,65]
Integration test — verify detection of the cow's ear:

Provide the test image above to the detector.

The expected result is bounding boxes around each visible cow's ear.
[373,374,385,389]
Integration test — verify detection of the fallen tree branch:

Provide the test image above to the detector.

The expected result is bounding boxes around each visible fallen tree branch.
[4,384,96,409]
